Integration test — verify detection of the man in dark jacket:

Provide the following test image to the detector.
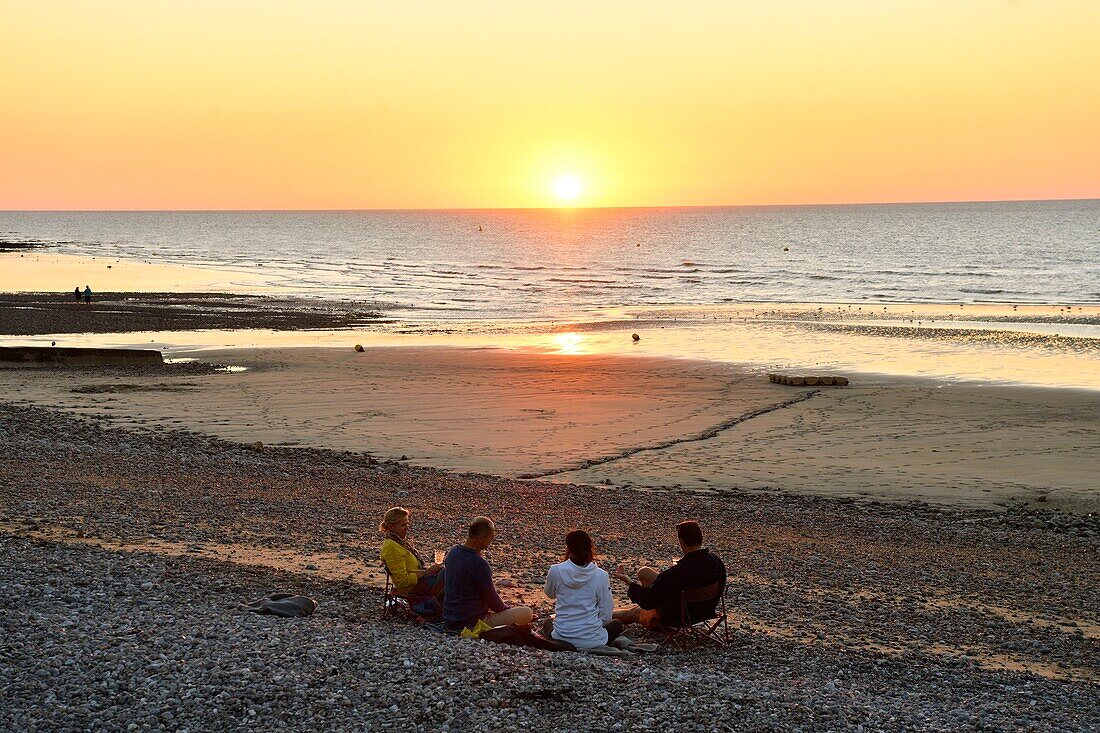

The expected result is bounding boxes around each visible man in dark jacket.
[612,520,726,627]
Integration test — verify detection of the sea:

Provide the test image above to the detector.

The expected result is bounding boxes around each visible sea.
[3,200,1098,319]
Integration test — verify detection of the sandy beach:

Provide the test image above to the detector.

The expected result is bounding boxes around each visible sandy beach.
[2,345,1097,512]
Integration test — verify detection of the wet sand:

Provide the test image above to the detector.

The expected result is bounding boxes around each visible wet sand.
[0,251,278,293]
[2,346,1097,512]
[7,303,1098,392]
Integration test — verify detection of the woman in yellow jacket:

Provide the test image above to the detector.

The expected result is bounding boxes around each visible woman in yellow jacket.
[380,507,445,613]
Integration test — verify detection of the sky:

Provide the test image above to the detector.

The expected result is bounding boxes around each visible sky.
[2,1,1098,210]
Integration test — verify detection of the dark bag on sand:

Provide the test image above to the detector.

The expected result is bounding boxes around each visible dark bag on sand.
[479,624,574,652]
[239,593,317,618]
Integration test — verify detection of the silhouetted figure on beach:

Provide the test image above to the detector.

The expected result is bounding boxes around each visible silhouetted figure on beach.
[83,286,92,304]
[73,287,81,302]
[611,520,726,628]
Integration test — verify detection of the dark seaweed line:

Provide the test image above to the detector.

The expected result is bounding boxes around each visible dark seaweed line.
[518,389,821,479]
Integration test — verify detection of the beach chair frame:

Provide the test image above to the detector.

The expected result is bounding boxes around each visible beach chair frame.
[655,580,730,650]
[380,561,414,621]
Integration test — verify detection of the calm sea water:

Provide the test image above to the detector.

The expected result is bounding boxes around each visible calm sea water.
[4,200,1098,318]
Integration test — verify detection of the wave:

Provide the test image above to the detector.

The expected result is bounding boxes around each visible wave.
[861,269,995,278]
[867,286,918,295]
[9,204,1098,314]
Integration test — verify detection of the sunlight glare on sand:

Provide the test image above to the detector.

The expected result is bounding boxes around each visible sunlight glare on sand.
[551,332,587,354]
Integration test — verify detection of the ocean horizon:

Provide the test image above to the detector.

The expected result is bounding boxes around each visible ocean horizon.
[4,199,1098,320]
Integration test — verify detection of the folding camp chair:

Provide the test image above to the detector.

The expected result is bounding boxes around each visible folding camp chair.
[380,561,413,621]
[656,579,730,650]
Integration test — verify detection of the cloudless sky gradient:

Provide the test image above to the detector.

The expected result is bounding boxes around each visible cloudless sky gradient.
[2,1,1098,209]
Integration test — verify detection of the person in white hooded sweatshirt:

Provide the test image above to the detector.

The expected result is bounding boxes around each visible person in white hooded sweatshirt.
[543,530,624,649]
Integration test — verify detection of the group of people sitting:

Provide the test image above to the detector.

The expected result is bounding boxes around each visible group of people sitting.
[379,506,726,650]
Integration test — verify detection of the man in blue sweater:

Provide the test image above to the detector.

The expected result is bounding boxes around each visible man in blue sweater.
[443,516,534,632]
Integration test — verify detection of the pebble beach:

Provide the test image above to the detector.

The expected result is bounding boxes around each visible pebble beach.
[2,399,1097,732]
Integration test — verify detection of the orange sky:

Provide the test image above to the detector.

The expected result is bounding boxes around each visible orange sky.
[2,1,1098,209]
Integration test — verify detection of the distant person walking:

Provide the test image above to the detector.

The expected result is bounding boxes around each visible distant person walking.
[73,287,81,302]
[83,285,92,304]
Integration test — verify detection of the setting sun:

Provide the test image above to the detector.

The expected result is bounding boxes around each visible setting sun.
[2,3,1097,209]
[552,175,583,202]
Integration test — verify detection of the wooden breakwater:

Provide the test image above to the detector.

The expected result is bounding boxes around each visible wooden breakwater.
[769,373,849,386]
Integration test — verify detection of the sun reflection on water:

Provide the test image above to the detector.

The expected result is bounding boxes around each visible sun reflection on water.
[551,332,587,355]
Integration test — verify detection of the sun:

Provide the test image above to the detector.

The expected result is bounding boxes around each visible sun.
[552,174,582,201]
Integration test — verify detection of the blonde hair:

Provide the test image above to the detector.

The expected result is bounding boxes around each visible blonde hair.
[380,506,410,533]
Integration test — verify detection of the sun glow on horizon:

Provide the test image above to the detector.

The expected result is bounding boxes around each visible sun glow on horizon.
[1,2,1098,209]
[552,174,583,203]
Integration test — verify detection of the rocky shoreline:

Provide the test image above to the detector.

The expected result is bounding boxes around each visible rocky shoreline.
[0,292,388,335]
[1,402,1098,731]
